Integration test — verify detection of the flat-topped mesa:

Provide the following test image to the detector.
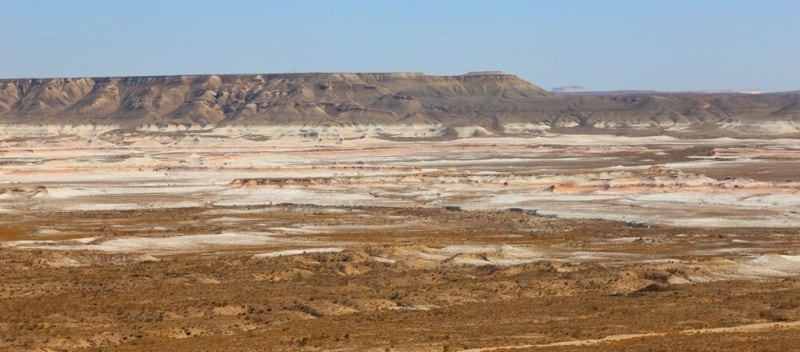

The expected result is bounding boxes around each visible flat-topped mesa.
[1,72,799,138]
[0,72,554,128]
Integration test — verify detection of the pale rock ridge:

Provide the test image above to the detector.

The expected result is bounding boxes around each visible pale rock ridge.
[0,72,799,137]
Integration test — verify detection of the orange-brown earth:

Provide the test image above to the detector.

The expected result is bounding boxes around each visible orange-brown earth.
[2,206,800,351]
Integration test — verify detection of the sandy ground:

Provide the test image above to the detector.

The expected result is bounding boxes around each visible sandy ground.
[1,129,800,351]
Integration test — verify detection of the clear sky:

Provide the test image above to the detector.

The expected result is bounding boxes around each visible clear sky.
[1,0,798,92]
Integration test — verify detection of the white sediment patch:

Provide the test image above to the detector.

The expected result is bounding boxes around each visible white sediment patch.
[686,254,800,282]
[2,232,286,254]
[0,124,122,138]
[198,123,448,140]
[720,120,800,134]
[253,247,345,258]
[63,203,146,211]
[502,122,551,133]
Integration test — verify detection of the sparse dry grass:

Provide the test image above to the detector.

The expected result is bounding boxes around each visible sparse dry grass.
[2,206,800,351]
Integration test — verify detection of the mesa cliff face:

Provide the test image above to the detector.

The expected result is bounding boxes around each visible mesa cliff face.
[0,73,551,126]
[1,72,799,137]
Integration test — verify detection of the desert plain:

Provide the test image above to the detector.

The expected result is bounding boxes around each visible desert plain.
[1,73,800,351]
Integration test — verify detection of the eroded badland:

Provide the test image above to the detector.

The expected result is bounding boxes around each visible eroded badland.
[1,73,800,351]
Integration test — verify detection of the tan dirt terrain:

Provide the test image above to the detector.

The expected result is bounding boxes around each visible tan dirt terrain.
[1,133,800,351]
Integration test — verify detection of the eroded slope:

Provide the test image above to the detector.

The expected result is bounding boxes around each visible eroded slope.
[2,72,799,137]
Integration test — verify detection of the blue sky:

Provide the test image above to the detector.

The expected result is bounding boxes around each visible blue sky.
[1,0,798,92]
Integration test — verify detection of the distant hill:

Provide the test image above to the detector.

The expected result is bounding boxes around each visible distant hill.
[1,72,798,137]
[551,86,587,93]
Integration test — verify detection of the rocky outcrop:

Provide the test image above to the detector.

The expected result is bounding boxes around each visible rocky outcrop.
[1,72,799,137]
[0,72,551,127]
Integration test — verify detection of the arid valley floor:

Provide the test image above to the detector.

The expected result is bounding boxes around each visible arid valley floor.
[1,71,800,351]
[2,128,800,351]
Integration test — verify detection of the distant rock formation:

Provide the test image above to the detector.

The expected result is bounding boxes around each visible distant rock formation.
[1,72,799,137]
[551,86,586,93]
[0,72,550,128]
